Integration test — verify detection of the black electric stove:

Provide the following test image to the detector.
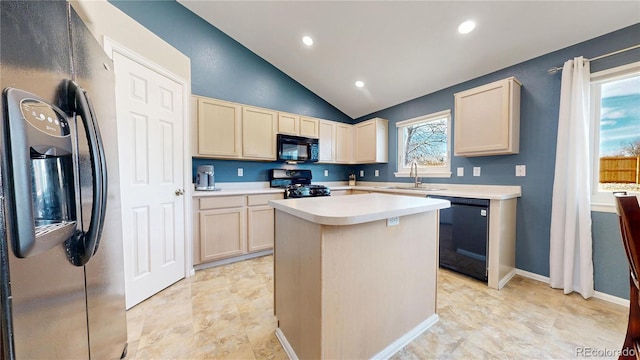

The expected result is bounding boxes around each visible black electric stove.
[269,169,331,199]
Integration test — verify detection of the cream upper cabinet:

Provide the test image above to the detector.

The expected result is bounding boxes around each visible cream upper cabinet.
[454,77,521,157]
[277,112,299,135]
[318,120,336,162]
[335,123,354,164]
[195,97,242,158]
[242,106,278,160]
[355,118,388,163]
[299,116,320,138]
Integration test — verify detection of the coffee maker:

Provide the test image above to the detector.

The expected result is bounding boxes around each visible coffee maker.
[195,165,218,191]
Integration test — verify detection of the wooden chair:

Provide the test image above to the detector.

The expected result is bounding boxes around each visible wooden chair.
[615,193,640,360]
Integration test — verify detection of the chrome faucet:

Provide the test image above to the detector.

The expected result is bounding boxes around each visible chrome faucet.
[409,160,422,188]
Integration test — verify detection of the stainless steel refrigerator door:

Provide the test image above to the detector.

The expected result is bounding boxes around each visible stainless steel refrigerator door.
[69,5,128,359]
[0,2,91,359]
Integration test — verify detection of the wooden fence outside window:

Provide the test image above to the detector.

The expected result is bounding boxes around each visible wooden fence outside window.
[600,156,640,184]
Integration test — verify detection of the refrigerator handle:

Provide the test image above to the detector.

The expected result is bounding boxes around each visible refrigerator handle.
[66,80,108,265]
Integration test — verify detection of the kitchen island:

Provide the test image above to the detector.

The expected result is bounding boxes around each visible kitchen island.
[269,193,450,359]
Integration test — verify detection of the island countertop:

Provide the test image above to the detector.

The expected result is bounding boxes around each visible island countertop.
[269,193,450,226]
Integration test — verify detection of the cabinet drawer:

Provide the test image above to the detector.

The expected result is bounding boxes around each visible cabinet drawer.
[199,196,245,210]
[247,193,284,206]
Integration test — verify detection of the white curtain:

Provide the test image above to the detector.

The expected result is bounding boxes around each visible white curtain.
[549,56,594,299]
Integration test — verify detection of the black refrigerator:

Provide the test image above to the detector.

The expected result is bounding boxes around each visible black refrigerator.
[0,1,128,358]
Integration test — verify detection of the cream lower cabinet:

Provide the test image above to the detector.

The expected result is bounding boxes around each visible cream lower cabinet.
[194,193,283,265]
[247,194,280,252]
[198,196,246,263]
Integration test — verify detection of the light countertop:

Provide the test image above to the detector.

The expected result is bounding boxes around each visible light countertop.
[191,181,521,200]
[348,183,521,200]
[269,193,450,226]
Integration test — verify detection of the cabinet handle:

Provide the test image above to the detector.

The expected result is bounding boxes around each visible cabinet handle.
[175,189,185,196]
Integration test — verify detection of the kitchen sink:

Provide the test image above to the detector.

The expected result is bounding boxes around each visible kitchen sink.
[376,186,447,191]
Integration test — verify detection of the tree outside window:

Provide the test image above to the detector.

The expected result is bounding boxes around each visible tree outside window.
[395,109,451,178]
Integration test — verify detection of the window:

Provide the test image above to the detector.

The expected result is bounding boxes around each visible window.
[591,62,640,209]
[395,109,451,178]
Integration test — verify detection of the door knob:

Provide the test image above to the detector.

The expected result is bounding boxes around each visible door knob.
[175,189,184,196]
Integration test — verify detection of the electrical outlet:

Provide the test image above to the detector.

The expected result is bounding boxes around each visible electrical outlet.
[516,165,526,177]
[375,169,379,177]
[473,167,481,176]
[387,217,400,226]
[457,167,464,177]
[324,169,329,177]
[359,170,364,177]
[237,168,243,177]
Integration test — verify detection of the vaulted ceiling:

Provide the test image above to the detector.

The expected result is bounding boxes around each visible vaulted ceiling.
[178,1,639,118]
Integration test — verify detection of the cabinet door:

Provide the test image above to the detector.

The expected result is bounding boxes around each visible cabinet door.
[243,106,278,160]
[278,112,299,135]
[335,123,353,163]
[299,116,319,138]
[355,120,376,163]
[454,77,520,156]
[318,120,335,162]
[197,97,242,158]
[247,205,275,252]
[200,207,246,262]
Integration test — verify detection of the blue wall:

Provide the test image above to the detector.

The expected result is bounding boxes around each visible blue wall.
[111,0,637,299]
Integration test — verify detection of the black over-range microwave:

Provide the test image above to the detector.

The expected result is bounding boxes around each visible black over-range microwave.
[277,134,319,163]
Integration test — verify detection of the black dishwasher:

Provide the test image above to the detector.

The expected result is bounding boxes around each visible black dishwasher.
[430,196,489,282]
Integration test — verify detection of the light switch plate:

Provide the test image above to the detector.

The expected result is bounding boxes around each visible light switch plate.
[387,217,400,226]
[375,169,380,177]
[324,169,329,176]
[457,167,464,177]
[516,165,526,177]
[473,167,481,176]
[359,170,364,177]
[237,168,243,177]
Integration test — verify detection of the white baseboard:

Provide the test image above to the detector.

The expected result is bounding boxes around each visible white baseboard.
[371,314,439,360]
[498,269,517,289]
[275,314,439,360]
[515,268,630,307]
[515,268,550,283]
[594,290,630,307]
[192,250,273,272]
[275,328,298,360]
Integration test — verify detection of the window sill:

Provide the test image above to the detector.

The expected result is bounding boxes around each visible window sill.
[394,171,452,178]
[591,192,640,214]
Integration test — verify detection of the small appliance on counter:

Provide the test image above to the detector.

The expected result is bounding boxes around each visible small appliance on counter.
[349,173,356,186]
[195,165,220,191]
[269,169,330,199]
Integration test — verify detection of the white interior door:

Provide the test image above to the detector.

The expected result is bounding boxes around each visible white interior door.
[112,51,185,309]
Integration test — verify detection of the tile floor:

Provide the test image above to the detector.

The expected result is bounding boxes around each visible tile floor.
[126,255,627,359]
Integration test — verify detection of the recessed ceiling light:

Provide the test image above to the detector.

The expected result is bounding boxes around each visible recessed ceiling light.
[458,20,476,34]
[355,80,365,88]
[302,36,313,46]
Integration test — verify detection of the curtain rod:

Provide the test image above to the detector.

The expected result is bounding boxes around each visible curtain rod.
[546,44,640,75]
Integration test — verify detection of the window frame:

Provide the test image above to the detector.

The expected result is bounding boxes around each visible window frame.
[590,61,640,213]
[394,109,452,178]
